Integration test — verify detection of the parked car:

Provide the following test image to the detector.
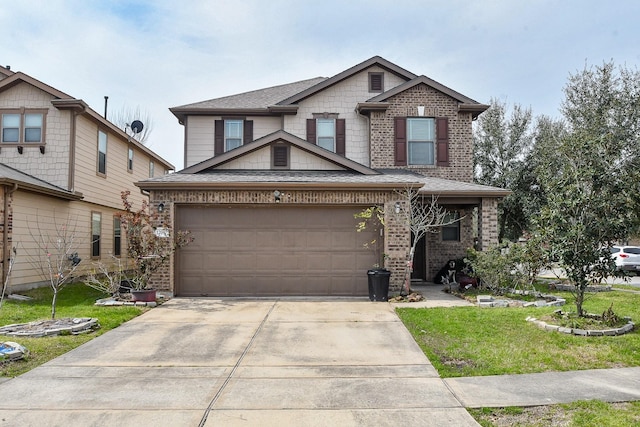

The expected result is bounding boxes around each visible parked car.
[610,246,640,274]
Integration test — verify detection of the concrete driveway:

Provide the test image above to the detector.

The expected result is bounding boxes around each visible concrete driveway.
[0,299,478,426]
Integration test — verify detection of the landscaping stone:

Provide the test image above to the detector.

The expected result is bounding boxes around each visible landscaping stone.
[477,295,493,303]
[95,296,164,308]
[527,316,635,336]
[0,342,27,360]
[0,318,99,337]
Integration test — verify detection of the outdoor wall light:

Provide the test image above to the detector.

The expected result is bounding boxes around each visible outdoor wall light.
[158,202,165,213]
[394,202,401,214]
[274,190,281,203]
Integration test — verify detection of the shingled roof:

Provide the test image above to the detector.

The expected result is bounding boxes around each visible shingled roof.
[169,77,327,122]
[0,163,82,200]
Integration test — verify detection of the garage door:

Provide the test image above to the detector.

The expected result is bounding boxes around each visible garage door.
[175,205,378,297]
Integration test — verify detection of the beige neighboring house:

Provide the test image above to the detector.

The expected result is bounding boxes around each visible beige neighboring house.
[138,56,509,297]
[0,65,173,292]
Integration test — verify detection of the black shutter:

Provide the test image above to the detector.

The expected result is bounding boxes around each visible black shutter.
[436,117,449,167]
[306,119,316,144]
[394,117,407,166]
[336,119,345,156]
[243,120,253,144]
[214,120,224,155]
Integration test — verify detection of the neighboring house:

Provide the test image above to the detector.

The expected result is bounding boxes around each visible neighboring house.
[0,65,173,292]
[138,56,509,297]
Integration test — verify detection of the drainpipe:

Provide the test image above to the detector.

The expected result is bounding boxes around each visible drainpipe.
[3,183,18,289]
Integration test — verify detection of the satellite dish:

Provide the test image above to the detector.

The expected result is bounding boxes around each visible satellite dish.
[130,120,144,134]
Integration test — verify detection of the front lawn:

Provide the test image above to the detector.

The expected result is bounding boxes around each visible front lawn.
[469,400,640,427]
[0,283,146,377]
[397,287,640,378]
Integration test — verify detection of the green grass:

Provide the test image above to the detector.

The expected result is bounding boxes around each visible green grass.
[469,400,640,426]
[0,283,146,377]
[397,288,640,378]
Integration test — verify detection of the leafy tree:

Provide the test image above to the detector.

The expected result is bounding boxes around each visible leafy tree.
[533,61,640,315]
[473,98,534,240]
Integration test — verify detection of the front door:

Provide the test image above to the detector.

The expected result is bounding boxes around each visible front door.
[411,234,426,281]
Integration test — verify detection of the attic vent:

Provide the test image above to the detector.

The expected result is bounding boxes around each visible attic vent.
[369,72,384,92]
[272,145,289,168]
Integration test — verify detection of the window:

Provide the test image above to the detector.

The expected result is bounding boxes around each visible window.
[225,120,243,151]
[149,161,154,178]
[113,216,121,257]
[97,130,107,175]
[369,72,384,92]
[407,118,435,165]
[442,211,460,241]
[272,145,289,168]
[214,119,253,155]
[91,212,102,258]
[316,118,335,151]
[306,117,346,155]
[127,148,134,171]
[1,110,45,143]
[24,113,42,142]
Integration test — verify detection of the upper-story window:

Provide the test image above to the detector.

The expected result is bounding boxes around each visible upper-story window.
[127,148,134,172]
[394,116,449,167]
[97,130,107,175]
[306,116,346,156]
[1,110,46,144]
[225,120,243,151]
[316,118,335,151]
[149,160,155,178]
[214,118,253,155]
[407,118,435,165]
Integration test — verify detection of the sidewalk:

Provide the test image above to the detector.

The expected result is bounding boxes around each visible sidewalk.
[401,285,640,408]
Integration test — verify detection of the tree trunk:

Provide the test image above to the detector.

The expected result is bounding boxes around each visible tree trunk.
[51,290,58,319]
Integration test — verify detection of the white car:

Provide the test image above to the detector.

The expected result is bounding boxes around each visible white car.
[610,246,640,274]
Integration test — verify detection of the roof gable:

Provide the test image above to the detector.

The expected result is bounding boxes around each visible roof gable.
[0,72,175,170]
[361,75,489,118]
[0,72,73,99]
[276,56,417,105]
[180,130,379,175]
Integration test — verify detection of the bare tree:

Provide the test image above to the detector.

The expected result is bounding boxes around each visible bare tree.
[395,188,462,295]
[109,104,154,145]
[28,213,83,319]
[84,255,126,297]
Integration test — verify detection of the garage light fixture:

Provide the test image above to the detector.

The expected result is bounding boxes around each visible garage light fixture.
[394,202,401,214]
[158,202,165,213]
[274,190,281,203]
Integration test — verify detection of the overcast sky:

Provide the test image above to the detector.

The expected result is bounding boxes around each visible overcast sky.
[3,0,639,169]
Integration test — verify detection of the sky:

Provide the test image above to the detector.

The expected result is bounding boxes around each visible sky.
[2,0,639,170]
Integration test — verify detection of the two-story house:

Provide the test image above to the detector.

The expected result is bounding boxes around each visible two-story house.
[0,65,174,292]
[138,56,508,297]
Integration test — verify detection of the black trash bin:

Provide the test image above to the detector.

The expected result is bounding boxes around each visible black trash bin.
[367,269,391,301]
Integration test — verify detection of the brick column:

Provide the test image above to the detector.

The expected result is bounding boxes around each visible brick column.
[384,199,411,291]
[479,198,499,250]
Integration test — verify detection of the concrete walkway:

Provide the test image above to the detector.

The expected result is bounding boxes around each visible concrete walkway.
[0,287,638,426]
[0,297,478,427]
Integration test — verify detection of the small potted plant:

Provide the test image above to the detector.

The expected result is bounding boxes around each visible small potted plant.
[118,191,192,301]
